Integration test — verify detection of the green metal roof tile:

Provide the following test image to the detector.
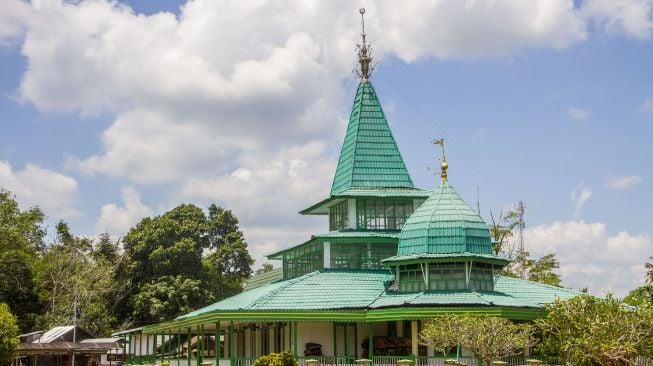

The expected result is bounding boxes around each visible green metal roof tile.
[173,271,580,323]
[493,275,580,306]
[330,82,414,195]
[397,181,493,256]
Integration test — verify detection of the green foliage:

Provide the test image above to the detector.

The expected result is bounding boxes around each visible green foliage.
[624,285,653,307]
[458,315,534,366]
[256,263,274,275]
[253,351,298,366]
[645,256,653,285]
[419,314,533,365]
[489,209,519,256]
[121,203,253,325]
[504,252,562,287]
[0,190,44,332]
[131,276,214,322]
[536,294,653,365]
[0,303,19,365]
[35,233,121,336]
[419,314,464,358]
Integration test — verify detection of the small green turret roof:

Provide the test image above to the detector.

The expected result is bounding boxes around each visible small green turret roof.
[330,81,414,195]
[396,180,494,256]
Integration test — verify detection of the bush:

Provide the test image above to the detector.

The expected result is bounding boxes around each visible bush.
[253,351,298,366]
[0,303,19,366]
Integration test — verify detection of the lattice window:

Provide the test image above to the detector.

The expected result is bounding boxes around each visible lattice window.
[398,264,425,292]
[330,242,397,269]
[356,199,414,230]
[282,242,324,279]
[429,263,466,291]
[469,262,494,291]
[329,200,349,231]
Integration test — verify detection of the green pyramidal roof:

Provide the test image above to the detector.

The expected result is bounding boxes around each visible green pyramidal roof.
[330,81,414,195]
[397,180,493,256]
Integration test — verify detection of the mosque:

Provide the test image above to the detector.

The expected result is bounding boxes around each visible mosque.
[118,9,577,366]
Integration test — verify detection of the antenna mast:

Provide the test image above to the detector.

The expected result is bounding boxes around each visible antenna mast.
[516,201,525,256]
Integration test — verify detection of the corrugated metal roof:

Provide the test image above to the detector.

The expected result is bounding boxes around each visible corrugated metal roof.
[243,268,283,291]
[398,181,493,256]
[173,270,579,322]
[330,81,414,195]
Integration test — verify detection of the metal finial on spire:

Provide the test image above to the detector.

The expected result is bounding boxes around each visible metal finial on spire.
[433,138,448,181]
[356,8,373,81]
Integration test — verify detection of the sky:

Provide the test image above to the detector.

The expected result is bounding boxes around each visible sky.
[1,0,652,297]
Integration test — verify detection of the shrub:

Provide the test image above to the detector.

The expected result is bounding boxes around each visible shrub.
[253,351,298,366]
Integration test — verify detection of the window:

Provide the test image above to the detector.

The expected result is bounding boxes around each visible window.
[330,242,397,269]
[398,264,425,292]
[356,199,414,230]
[282,242,324,279]
[469,262,494,291]
[329,201,349,231]
[429,263,466,291]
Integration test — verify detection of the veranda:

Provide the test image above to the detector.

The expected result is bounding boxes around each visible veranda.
[117,321,551,366]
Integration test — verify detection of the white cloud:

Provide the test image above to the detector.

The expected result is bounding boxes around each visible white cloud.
[0,160,79,218]
[567,106,591,120]
[0,0,30,45]
[526,220,651,296]
[571,182,592,216]
[643,96,653,111]
[581,0,653,39]
[95,186,153,236]
[605,174,642,189]
[179,142,334,264]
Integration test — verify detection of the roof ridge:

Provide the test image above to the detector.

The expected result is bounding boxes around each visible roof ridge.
[494,274,578,293]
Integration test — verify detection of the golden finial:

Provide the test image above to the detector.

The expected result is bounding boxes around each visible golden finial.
[433,138,448,181]
[356,8,373,81]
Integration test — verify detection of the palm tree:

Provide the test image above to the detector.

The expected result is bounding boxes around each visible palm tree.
[646,256,653,285]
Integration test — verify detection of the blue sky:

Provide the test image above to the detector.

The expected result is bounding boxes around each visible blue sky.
[1,0,652,296]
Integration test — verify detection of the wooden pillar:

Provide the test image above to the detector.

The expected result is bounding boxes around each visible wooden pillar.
[146,334,150,360]
[343,324,348,359]
[216,322,221,364]
[229,321,234,366]
[293,322,298,358]
[410,321,418,357]
[353,324,358,359]
[368,324,373,359]
[332,323,337,357]
[178,329,182,366]
[187,327,192,366]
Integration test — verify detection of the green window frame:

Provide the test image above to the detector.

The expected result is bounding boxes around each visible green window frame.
[398,264,425,292]
[282,242,324,279]
[469,262,494,291]
[356,199,414,230]
[330,242,397,269]
[329,201,349,231]
[428,263,466,291]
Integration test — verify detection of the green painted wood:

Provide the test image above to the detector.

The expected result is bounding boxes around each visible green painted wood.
[330,82,414,195]
[229,321,234,365]
[368,325,373,359]
[293,322,298,357]
[215,322,220,363]
[187,327,191,366]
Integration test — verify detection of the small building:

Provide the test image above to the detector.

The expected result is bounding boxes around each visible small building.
[119,10,579,366]
[15,326,122,366]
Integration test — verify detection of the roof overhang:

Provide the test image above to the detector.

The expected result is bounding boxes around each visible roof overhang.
[299,188,432,215]
[381,252,510,266]
[265,231,401,259]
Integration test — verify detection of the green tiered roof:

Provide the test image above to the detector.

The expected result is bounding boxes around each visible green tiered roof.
[143,269,579,332]
[396,180,494,256]
[330,81,414,195]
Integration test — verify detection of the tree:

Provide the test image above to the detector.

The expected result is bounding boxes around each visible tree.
[489,209,519,256]
[0,303,19,366]
[624,285,653,307]
[0,190,45,332]
[255,263,274,275]
[119,203,253,325]
[645,256,653,285]
[92,232,120,263]
[536,294,653,365]
[419,314,464,359]
[459,315,534,366]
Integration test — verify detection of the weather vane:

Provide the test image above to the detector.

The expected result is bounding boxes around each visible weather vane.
[356,8,373,81]
[433,138,448,181]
